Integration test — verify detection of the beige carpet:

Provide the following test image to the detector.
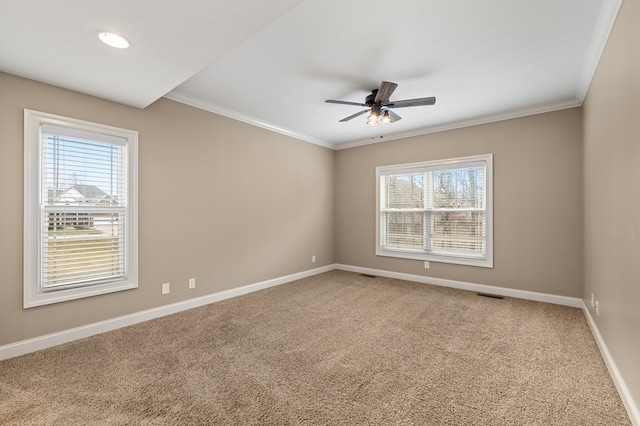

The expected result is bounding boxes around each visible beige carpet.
[0,270,631,425]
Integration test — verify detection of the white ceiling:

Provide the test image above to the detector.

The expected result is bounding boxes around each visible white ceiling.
[0,0,621,149]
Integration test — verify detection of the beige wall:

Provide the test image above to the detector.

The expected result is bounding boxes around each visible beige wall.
[583,0,640,412]
[0,72,335,346]
[2,15,638,412]
[335,108,584,297]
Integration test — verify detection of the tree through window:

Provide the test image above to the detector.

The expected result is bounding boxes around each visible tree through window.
[376,154,493,267]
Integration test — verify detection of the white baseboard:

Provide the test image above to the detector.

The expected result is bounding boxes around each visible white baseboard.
[0,263,596,359]
[335,264,582,307]
[336,263,637,424]
[5,262,636,425]
[0,265,334,361]
[582,301,640,426]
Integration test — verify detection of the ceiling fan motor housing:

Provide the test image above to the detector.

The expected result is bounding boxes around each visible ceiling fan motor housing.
[325,81,435,124]
[365,90,378,106]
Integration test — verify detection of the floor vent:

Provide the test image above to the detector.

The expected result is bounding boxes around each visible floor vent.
[360,274,377,278]
[478,292,504,299]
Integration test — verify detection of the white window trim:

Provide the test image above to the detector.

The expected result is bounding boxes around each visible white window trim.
[23,109,138,308]
[376,154,493,268]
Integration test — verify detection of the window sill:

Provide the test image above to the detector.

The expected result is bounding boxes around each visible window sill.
[376,249,493,268]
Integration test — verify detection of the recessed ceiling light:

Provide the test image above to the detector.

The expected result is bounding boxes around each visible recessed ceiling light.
[97,32,129,49]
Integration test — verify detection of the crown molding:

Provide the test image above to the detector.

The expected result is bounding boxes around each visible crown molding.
[336,98,582,150]
[163,91,336,150]
[576,0,624,102]
[167,91,588,152]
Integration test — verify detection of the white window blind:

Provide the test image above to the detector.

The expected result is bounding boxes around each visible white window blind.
[41,124,128,290]
[376,154,493,267]
[24,109,138,308]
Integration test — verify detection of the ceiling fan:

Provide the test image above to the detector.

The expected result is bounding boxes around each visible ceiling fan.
[325,81,436,125]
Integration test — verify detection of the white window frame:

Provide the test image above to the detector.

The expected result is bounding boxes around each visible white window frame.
[376,154,493,268]
[24,109,138,308]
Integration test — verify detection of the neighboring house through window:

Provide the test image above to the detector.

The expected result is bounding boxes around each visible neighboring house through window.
[23,109,138,308]
[376,154,493,268]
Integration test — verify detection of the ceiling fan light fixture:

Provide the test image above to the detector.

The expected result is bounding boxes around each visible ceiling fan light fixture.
[325,81,435,126]
[367,105,382,125]
[97,31,129,49]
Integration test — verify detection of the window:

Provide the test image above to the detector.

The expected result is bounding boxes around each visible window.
[24,110,138,308]
[376,154,493,267]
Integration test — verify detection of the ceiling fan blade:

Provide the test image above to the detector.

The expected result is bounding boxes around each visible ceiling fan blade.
[387,109,402,122]
[325,99,368,107]
[374,81,398,103]
[339,109,370,122]
[385,96,436,108]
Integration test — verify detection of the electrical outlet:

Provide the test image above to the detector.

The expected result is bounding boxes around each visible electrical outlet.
[595,300,600,316]
[162,282,170,295]
[189,278,196,289]
[424,261,430,269]
[312,255,316,263]
[590,293,594,307]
